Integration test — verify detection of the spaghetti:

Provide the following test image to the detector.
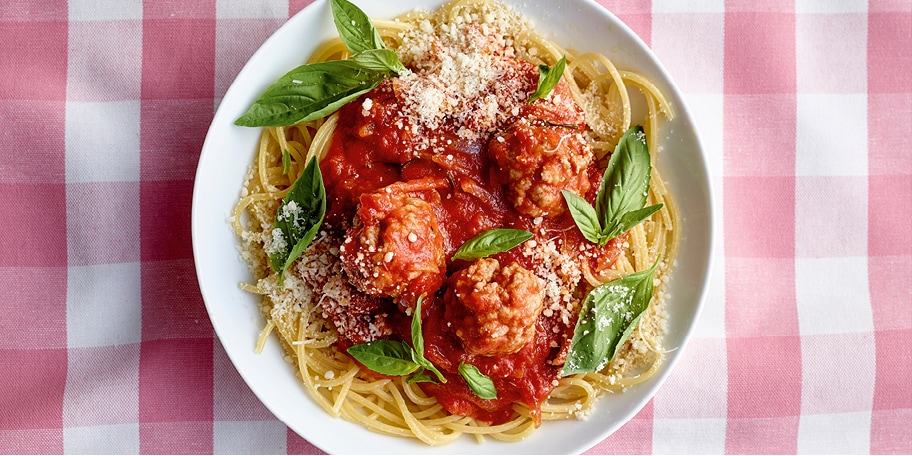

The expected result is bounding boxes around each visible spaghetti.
[232,0,678,445]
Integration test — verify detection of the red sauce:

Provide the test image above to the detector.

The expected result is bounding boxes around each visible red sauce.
[319,75,626,425]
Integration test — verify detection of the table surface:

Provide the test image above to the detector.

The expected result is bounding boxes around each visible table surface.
[1,0,910,454]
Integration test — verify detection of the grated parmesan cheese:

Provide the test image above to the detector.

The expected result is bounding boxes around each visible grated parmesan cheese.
[390,2,535,143]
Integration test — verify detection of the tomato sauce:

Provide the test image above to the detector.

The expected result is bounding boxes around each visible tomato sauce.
[319,77,625,425]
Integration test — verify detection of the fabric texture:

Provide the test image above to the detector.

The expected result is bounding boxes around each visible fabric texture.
[0,0,909,453]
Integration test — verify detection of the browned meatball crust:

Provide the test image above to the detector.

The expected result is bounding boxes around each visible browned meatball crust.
[340,178,448,312]
[444,258,544,356]
[488,118,593,218]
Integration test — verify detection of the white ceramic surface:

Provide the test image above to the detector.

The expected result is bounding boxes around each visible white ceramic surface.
[192,0,714,453]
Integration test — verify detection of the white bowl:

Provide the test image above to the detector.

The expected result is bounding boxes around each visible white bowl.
[192,0,714,453]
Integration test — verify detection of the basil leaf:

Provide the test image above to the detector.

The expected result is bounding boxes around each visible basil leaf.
[269,156,326,287]
[347,296,449,382]
[236,0,407,128]
[605,203,664,241]
[597,125,653,230]
[410,296,426,359]
[564,125,662,247]
[414,346,447,384]
[347,340,420,376]
[561,190,603,245]
[411,296,446,383]
[281,149,291,175]
[451,228,533,261]
[351,48,406,74]
[528,55,566,103]
[329,0,386,55]
[235,60,389,127]
[458,361,497,400]
[561,256,660,376]
[406,369,439,384]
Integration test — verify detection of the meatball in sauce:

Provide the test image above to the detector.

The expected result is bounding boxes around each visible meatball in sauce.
[488,119,593,218]
[339,177,448,313]
[444,258,544,356]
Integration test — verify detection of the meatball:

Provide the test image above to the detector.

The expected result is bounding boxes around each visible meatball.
[488,118,593,218]
[320,275,395,345]
[340,178,448,311]
[444,258,544,357]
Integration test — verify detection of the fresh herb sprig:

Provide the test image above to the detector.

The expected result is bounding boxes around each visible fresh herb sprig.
[346,297,498,399]
[451,228,533,261]
[458,361,497,400]
[235,0,407,127]
[346,296,445,384]
[562,125,663,247]
[409,296,446,383]
[345,339,420,376]
[269,156,326,288]
[528,55,567,103]
[329,0,387,54]
[561,256,661,376]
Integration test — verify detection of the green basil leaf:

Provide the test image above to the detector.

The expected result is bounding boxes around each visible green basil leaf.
[348,296,449,382]
[235,60,389,127]
[528,55,567,103]
[347,340,420,376]
[560,256,660,376]
[406,369,439,384]
[604,203,664,241]
[269,156,326,287]
[410,296,446,383]
[597,125,653,230]
[351,48,407,74]
[329,0,386,55]
[236,0,406,128]
[458,361,498,400]
[410,296,426,359]
[561,190,602,245]
[414,349,447,384]
[566,125,661,247]
[451,228,533,261]
[281,149,291,175]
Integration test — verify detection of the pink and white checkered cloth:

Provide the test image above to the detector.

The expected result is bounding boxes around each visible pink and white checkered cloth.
[1,0,909,453]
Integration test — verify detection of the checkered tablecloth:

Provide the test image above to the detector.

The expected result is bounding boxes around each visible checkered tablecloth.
[1,0,910,454]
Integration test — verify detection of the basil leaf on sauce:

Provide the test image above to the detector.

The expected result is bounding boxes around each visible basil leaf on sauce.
[406,369,439,384]
[561,256,660,376]
[269,156,326,288]
[411,296,447,383]
[458,361,498,400]
[348,296,447,382]
[563,125,663,247]
[451,228,534,261]
[528,55,566,103]
[347,340,420,376]
[235,60,390,127]
[351,48,407,74]
[329,0,387,54]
